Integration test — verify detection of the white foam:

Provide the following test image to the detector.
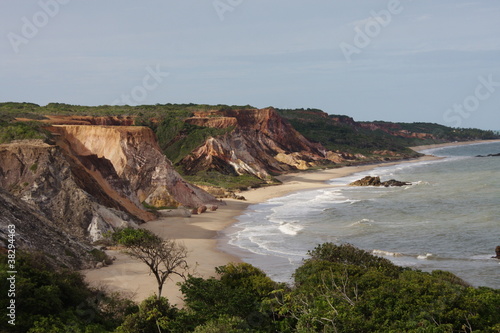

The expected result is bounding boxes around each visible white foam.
[417,253,434,260]
[372,249,403,257]
[350,218,374,226]
[279,222,304,236]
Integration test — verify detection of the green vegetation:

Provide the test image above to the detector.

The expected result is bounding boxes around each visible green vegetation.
[277,108,499,157]
[0,251,136,333]
[182,171,277,191]
[152,116,233,164]
[0,120,48,144]
[4,245,500,332]
[0,102,253,118]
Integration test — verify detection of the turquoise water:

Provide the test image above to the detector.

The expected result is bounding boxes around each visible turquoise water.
[222,142,500,288]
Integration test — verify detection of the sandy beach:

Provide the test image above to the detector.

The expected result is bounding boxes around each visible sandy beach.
[83,139,500,306]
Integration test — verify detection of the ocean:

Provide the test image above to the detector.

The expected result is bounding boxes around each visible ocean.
[221,141,500,288]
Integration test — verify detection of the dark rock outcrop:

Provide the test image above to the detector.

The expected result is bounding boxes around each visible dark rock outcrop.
[476,153,500,157]
[349,176,411,187]
[0,187,94,269]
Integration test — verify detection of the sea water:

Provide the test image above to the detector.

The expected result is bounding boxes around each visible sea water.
[221,141,500,288]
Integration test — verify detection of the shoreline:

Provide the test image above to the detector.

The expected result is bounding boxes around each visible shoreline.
[410,139,500,152]
[83,139,500,306]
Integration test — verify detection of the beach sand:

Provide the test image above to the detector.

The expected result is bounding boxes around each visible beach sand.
[83,140,500,306]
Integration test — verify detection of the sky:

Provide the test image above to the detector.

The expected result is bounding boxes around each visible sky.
[1,0,499,130]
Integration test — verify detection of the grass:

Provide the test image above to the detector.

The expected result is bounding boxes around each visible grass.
[183,171,279,191]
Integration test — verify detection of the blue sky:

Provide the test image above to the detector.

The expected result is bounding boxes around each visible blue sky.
[1,0,499,129]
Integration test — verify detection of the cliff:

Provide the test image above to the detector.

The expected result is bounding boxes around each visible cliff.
[180,108,343,179]
[49,125,219,209]
[0,187,95,269]
[0,140,141,244]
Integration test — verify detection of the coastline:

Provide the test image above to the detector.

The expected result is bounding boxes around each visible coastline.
[83,139,500,306]
[410,139,500,152]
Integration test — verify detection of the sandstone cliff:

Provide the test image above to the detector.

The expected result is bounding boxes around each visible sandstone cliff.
[49,125,219,209]
[180,108,343,179]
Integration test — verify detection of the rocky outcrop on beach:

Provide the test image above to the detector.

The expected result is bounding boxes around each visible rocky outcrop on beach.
[180,107,344,179]
[349,176,411,187]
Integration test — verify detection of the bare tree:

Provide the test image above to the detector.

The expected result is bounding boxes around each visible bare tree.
[113,228,189,299]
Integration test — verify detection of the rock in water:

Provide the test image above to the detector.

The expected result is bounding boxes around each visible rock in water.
[382,179,412,187]
[349,176,411,187]
[476,153,500,157]
[492,246,500,259]
[349,176,382,186]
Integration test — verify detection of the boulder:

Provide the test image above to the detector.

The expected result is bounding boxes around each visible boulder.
[382,179,412,187]
[349,176,411,187]
[349,176,381,186]
[197,205,207,214]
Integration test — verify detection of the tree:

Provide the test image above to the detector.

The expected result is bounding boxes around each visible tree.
[113,228,189,299]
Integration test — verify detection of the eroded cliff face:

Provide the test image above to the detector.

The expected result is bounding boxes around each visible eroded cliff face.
[0,187,95,269]
[50,125,219,209]
[181,108,343,179]
[0,140,141,243]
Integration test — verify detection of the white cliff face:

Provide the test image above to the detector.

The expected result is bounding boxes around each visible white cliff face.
[87,205,137,242]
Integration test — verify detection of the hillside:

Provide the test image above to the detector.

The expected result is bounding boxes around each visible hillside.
[2,102,498,194]
[276,108,499,156]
